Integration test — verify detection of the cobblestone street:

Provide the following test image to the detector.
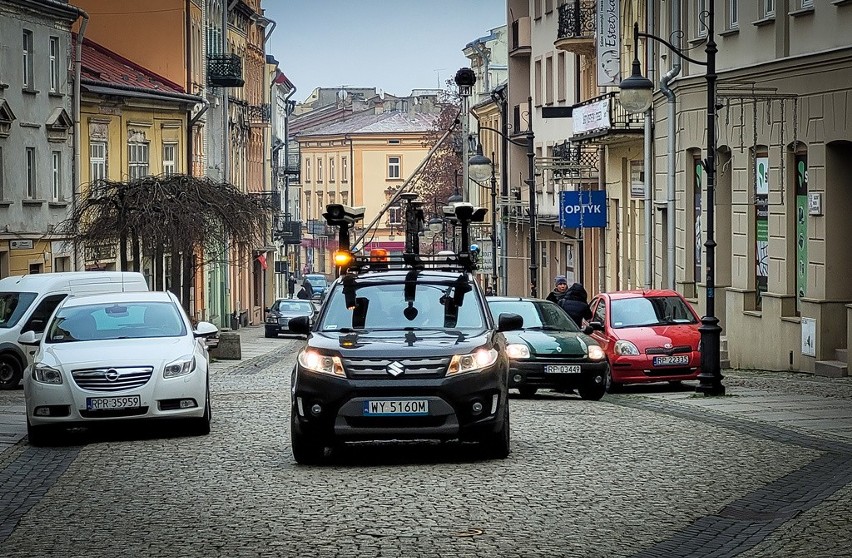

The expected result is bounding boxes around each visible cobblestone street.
[1,326,850,557]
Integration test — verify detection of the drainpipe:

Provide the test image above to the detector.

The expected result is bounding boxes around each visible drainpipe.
[222,0,239,328]
[282,84,296,280]
[643,0,655,289]
[660,0,682,290]
[72,7,89,271]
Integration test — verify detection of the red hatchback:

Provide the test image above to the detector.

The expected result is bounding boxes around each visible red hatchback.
[586,290,701,391]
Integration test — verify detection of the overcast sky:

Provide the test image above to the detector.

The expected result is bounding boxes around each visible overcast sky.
[265,0,505,103]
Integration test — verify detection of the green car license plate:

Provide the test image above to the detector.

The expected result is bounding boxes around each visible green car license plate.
[544,364,581,374]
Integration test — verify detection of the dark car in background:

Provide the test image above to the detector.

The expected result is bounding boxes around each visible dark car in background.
[265,299,317,338]
[304,274,330,301]
[487,297,608,400]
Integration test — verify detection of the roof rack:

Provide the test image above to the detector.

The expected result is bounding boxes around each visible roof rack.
[347,252,474,274]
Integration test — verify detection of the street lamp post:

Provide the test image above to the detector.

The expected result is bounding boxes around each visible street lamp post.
[454,68,477,203]
[618,3,724,396]
[469,101,537,297]
[469,145,499,293]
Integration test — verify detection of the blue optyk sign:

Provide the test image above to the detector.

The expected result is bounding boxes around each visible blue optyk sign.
[559,190,607,228]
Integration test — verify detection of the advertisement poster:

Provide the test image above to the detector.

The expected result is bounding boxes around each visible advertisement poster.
[694,160,703,285]
[597,0,620,86]
[755,156,770,307]
[795,153,808,312]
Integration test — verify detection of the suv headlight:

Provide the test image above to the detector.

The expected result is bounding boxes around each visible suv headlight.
[164,356,196,378]
[447,348,499,376]
[506,344,530,359]
[588,345,605,361]
[33,364,62,384]
[614,340,640,356]
[298,349,345,377]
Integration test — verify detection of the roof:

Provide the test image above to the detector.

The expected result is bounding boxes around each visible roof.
[295,111,438,137]
[602,289,684,300]
[60,291,174,308]
[78,36,185,95]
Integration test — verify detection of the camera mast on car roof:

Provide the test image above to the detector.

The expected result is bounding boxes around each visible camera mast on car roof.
[323,195,488,276]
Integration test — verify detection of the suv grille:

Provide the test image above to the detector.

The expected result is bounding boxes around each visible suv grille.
[343,356,450,378]
[72,366,154,392]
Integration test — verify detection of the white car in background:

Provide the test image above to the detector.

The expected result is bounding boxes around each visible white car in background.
[20,291,218,446]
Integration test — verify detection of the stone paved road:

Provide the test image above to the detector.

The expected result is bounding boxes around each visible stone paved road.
[0,327,850,557]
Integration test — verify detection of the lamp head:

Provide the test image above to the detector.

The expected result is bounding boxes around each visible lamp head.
[468,151,493,183]
[618,58,654,114]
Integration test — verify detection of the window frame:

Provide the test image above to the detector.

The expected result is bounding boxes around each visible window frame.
[49,36,60,93]
[329,157,336,182]
[26,147,36,198]
[387,156,401,179]
[696,0,708,37]
[727,0,739,29]
[128,141,150,180]
[762,0,775,17]
[162,142,177,176]
[22,30,34,90]
[341,156,348,182]
[51,151,61,201]
[89,141,107,186]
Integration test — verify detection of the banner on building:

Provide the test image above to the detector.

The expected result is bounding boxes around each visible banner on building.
[573,98,612,136]
[755,156,770,307]
[597,0,621,87]
[560,190,607,228]
[795,153,808,312]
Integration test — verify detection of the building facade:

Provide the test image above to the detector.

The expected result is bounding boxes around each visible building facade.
[0,0,83,278]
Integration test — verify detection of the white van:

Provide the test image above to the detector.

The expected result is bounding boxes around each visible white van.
[0,271,149,389]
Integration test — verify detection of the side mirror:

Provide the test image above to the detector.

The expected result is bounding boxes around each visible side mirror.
[588,321,604,332]
[18,330,43,346]
[583,325,594,335]
[497,312,524,332]
[289,315,311,335]
[193,321,219,337]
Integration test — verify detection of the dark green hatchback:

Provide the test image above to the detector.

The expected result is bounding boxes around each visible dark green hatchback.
[486,297,609,400]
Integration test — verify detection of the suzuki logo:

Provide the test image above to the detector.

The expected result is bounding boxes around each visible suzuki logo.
[386,361,405,376]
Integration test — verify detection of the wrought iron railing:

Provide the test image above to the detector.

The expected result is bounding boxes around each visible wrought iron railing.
[207,54,244,87]
[552,140,599,168]
[557,0,596,41]
[571,92,644,141]
[248,103,271,124]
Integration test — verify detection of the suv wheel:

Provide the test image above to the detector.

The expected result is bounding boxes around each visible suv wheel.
[189,388,212,436]
[290,407,325,465]
[517,386,537,398]
[264,328,277,338]
[480,401,510,459]
[0,354,22,390]
[578,381,606,401]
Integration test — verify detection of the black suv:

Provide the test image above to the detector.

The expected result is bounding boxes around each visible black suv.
[288,264,522,464]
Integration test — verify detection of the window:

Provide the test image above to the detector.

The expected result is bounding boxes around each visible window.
[545,55,553,105]
[317,158,323,182]
[762,0,775,17]
[26,147,36,198]
[304,158,311,181]
[304,192,312,219]
[128,142,149,179]
[49,37,59,93]
[388,205,402,225]
[51,151,61,200]
[341,157,348,182]
[22,30,34,90]
[697,0,708,37]
[800,0,813,7]
[329,158,336,181]
[341,191,349,205]
[387,156,401,179]
[163,143,177,175]
[534,59,542,106]
[727,0,738,28]
[557,52,567,102]
[90,141,107,187]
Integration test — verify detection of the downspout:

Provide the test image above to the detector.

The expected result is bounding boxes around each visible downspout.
[72,8,89,271]
[223,0,239,328]
[660,0,682,290]
[643,0,655,289]
[282,84,296,279]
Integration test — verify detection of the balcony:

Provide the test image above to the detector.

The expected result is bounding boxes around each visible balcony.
[207,54,244,88]
[510,16,531,58]
[570,92,644,144]
[555,0,596,58]
[549,140,599,180]
[273,216,302,245]
[248,103,271,125]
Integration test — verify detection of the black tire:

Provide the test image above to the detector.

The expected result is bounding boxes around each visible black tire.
[264,329,277,338]
[290,408,325,465]
[578,381,606,401]
[27,418,58,447]
[0,353,23,390]
[605,366,623,393]
[517,386,537,398]
[480,400,510,459]
[189,389,211,436]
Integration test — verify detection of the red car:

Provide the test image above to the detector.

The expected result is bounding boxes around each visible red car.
[586,290,701,391]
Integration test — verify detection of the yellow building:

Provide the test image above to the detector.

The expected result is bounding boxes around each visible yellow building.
[295,112,438,276]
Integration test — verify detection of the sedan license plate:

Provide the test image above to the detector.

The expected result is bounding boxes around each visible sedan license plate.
[545,364,581,374]
[86,395,141,411]
[363,400,429,416]
[652,355,690,367]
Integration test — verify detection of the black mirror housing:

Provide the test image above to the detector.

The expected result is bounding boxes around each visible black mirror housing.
[289,315,311,335]
[497,312,524,332]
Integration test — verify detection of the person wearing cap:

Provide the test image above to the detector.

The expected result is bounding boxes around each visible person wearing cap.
[546,275,569,304]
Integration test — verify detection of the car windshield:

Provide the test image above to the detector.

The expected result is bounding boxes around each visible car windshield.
[488,299,580,332]
[319,280,485,331]
[0,292,37,329]
[46,301,187,343]
[610,296,698,329]
[272,300,314,313]
[306,276,327,287]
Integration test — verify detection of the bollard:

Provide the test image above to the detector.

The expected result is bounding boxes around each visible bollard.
[210,331,241,360]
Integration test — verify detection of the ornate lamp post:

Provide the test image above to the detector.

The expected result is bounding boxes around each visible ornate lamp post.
[469,146,499,295]
[618,4,724,396]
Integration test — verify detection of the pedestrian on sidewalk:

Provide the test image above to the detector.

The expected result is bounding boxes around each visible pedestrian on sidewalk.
[287,274,296,299]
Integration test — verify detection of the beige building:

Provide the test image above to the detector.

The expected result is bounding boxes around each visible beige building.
[294,112,438,277]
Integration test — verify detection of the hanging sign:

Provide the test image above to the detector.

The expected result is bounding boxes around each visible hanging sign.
[597,0,621,86]
[755,156,770,307]
[560,190,607,228]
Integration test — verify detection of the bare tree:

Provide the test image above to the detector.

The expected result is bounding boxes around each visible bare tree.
[56,174,274,311]
[417,88,463,219]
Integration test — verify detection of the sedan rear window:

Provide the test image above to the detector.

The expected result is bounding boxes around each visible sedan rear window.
[610,296,698,328]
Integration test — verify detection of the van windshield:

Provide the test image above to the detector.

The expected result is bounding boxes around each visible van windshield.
[0,292,37,329]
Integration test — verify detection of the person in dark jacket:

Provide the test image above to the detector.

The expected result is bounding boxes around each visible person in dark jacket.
[297,278,314,300]
[546,275,569,304]
[558,282,593,327]
[287,274,297,299]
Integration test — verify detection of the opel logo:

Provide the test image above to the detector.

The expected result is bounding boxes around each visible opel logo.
[386,361,405,376]
[104,369,119,382]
